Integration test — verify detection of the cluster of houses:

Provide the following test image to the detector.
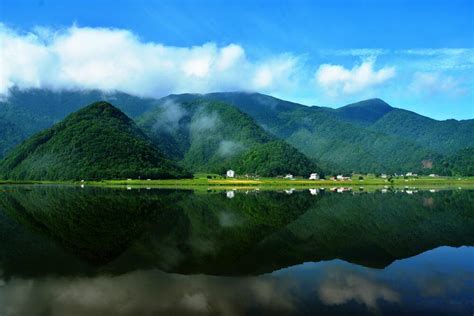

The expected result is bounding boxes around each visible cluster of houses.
[226,170,321,180]
[329,175,351,181]
[225,169,439,180]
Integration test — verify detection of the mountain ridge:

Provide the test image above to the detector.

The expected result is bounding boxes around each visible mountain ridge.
[138,98,321,176]
[1,88,472,175]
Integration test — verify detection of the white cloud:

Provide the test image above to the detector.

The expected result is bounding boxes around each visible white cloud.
[315,58,395,96]
[0,24,300,97]
[410,72,466,96]
[253,55,300,90]
[320,48,389,57]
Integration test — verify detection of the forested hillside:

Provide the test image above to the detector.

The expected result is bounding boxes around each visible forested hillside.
[138,99,320,176]
[1,89,472,175]
[0,102,191,180]
[190,93,473,174]
[0,88,157,157]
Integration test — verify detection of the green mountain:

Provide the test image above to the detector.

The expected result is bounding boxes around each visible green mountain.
[173,93,473,174]
[138,98,320,176]
[0,88,157,157]
[0,102,191,180]
[1,89,472,175]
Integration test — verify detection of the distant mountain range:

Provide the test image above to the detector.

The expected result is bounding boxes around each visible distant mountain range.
[0,88,473,178]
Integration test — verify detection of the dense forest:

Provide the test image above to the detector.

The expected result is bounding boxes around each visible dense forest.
[0,102,191,180]
[193,93,474,174]
[432,147,474,176]
[0,89,473,176]
[138,99,319,176]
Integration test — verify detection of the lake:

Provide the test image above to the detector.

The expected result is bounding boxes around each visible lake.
[0,185,473,315]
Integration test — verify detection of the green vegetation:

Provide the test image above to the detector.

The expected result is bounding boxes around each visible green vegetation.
[190,93,474,174]
[432,147,474,176]
[1,89,472,176]
[232,140,320,177]
[66,175,474,191]
[0,102,191,180]
[138,99,319,176]
[0,88,157,158]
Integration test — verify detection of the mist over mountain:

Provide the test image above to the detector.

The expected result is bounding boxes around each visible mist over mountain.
[0,88,472,176]
[153,92,474,174]
[138,98,320,176]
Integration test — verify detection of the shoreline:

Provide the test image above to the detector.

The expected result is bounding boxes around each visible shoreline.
[1,176,473,191]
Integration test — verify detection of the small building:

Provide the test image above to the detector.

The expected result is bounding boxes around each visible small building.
[337,175,350,181]
[309,173,320,180]
[428,174,438,177]
[309,188,319,195]
[226,190,235,199]
[284,174,294,179]
[226,170,235,178]
[405,172,418,177]
[380,174,388,179]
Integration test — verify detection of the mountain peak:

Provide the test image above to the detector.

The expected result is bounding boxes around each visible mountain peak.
[337,98,394,123]
[78,101,123,115]
[342,98,392,110]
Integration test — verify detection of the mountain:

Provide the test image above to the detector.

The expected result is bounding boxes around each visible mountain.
[0,102,191,180]
[332,98,395,124]
[149,93,436,173]
[1,88,472,175]
[175,93,473,174]
[0,88,157,157]
[138,98,320,176]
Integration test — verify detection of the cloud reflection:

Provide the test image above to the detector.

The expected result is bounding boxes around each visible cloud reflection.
[0,270,296,316]
[317,267,400,309]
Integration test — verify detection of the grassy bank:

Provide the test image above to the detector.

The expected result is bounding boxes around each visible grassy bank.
[2,175,473,190]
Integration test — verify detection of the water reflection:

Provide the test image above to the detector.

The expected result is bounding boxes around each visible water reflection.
[0,247,472,316]
[0,186,472,315]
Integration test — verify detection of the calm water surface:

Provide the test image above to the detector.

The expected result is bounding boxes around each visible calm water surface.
[0,186,473,315]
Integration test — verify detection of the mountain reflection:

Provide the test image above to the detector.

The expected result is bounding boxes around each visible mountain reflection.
[0,186,473,315]
[0,186,472,278]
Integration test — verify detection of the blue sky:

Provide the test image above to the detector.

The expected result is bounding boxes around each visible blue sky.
[1,0,473,119]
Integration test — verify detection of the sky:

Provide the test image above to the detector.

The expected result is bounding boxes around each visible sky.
[0,0,473,119]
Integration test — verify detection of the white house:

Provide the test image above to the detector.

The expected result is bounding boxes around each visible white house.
[380,174,388,179]
[226,190,235,199]
[429,173,438,177]
[309,188,319,195]
[226,170,235,178]
[284,174,294,179]
[309,173,320,180]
